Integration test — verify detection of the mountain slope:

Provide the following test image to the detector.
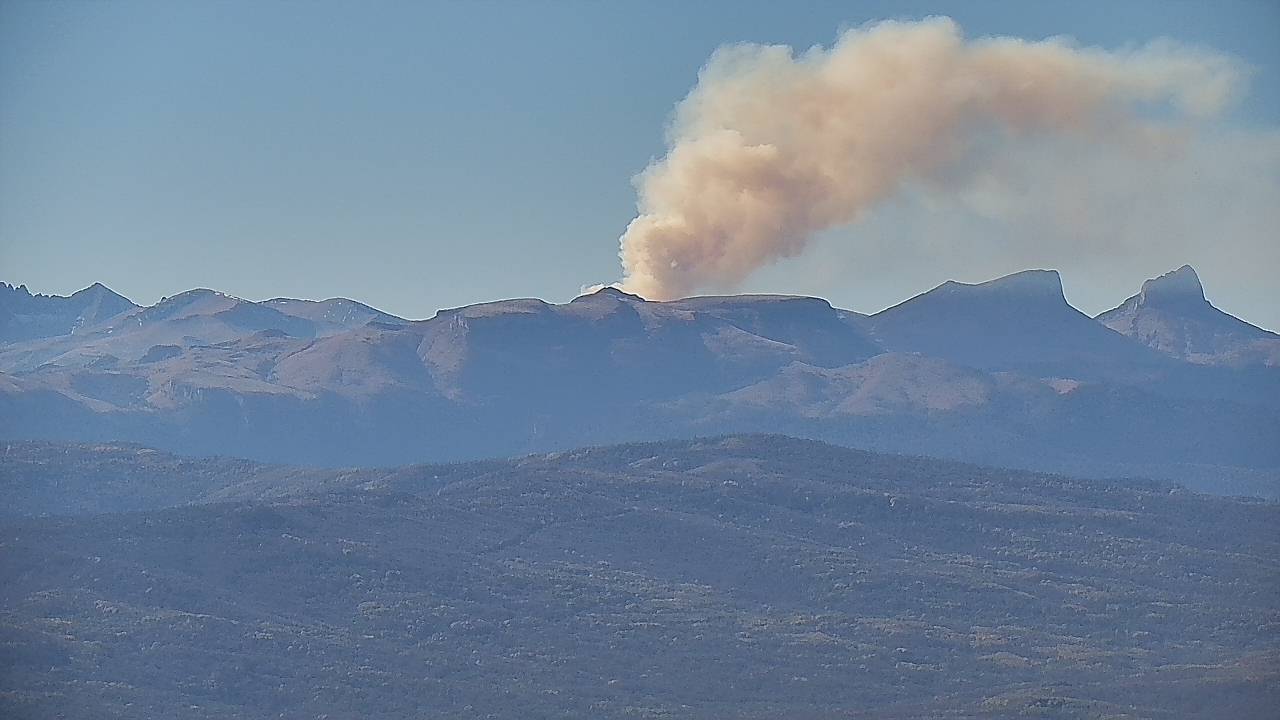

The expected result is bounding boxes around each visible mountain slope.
[261,296,408,333]
[0,277,1276,495]
[2,436,1276,719]
[867,270,1167,378]
[0,282,137,345]
[418,288,882,406]
[665,294,883,368]
[0,441,337,516]
[1097,265,1280,366]
[0,288,414,375]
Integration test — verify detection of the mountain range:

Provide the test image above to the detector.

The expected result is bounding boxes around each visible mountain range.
[1,267,1277,496]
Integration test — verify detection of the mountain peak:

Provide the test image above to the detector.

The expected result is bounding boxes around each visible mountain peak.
[868,268,1163,374]
[591,286,645,301]
[71,281,131,303]
[1097,265,1276,364]
[1,282,33,297]
[921,269,1067,308]
[0,281,138,345]
[569,286,646,305]
[1138,265,1205,306]
[973,269,1065,297]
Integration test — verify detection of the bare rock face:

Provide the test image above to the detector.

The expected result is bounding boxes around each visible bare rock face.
[1097,265,1280,366]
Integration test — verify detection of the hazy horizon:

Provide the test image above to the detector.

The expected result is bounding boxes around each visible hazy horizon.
[5,262,1273,334]
[4,1,1279,327]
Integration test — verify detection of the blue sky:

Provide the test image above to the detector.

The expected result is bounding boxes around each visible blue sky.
[2,0,1278,326]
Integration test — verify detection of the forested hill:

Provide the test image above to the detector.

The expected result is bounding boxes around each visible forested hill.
[2,436,1276,718]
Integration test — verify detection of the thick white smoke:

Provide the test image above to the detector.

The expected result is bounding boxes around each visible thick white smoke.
[616,17,1246,301]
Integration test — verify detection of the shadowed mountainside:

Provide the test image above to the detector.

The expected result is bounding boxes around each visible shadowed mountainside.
[865,270,1170,379]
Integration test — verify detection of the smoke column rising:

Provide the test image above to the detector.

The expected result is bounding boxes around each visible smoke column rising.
[616,17,1243,300]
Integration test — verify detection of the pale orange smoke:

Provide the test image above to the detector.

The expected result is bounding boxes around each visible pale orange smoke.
[616,17,1242,300]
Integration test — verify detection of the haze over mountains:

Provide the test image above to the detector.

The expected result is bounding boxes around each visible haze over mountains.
[1,267,1277,496]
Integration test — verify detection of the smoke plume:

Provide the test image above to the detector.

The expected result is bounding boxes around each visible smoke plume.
[616,17,1245,300]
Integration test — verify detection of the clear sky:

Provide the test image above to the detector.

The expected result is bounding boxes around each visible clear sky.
[2,0,1278,327]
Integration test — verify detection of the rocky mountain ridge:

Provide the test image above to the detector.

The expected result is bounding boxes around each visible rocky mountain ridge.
[1,267,1276,495]
[1097,265,1280,366]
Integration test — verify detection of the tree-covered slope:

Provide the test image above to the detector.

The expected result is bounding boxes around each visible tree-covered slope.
[2,436,1276,718]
